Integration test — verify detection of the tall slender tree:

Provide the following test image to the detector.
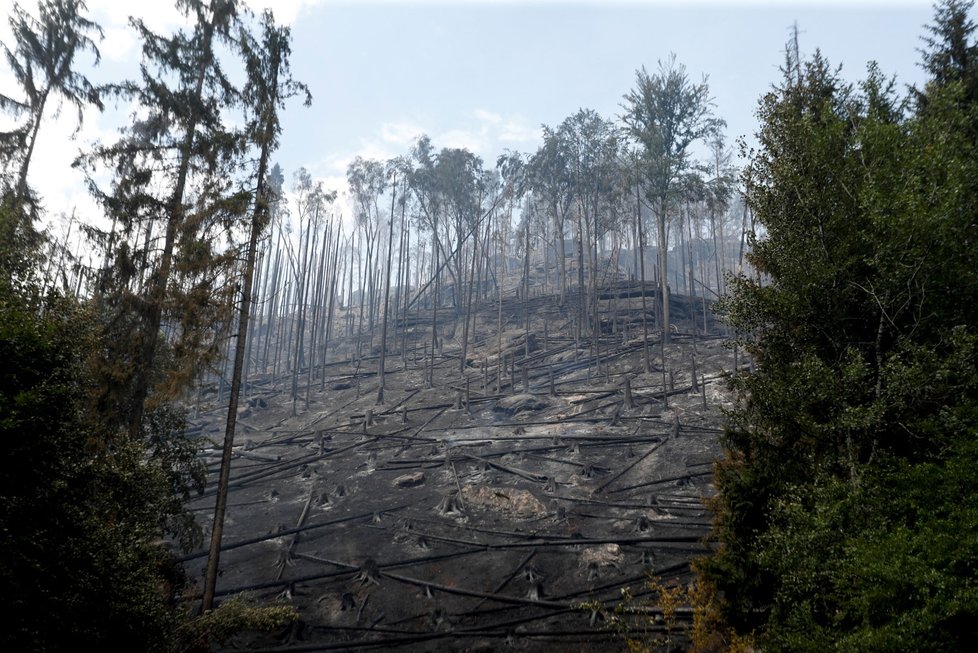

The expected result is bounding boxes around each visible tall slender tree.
[556,109,622,343]
[0,0,101,272]
[526,128,574,306]
[919,0,978,103]
[376,163,402,404]
[704,11,978,646]
[81,0,247,438]
[203,8,310,612]
[705,132,736,297]
[622,54,723,343]
[347,156,387,352]
[0,0,102,202]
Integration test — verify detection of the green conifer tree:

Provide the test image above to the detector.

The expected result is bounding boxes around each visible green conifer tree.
[80,0,249,438]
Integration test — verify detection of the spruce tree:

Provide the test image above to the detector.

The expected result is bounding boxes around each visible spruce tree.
[0,0,102,273]
[80,0,248,438]
[0,0,102,201]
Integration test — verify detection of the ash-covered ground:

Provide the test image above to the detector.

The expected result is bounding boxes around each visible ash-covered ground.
[182,286,740,652]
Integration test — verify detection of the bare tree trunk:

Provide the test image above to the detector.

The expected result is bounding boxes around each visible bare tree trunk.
[202,99,276,612]
[399,219,410,366]
[14,91,49,203]
[686,204,697,333]
[429,215,440,388]
[588,209,599,356]
[575,217,585,343]
[541,213,550,295]
[711,207,722,296]
[43,210,74,296]
[524,213,531,356]
[346,235,355,338]
[637,186,651,373]
[306,220,327,406]
[394,193,407,365]
[657,200,671,345]
[243,243,265,398]
[261,229,282,373]
[377,175,397,404]
[556,205,567,307]
[321,223,341,390]
[292,211,315,415]
[459,199,481,377]
[275,250,296,381]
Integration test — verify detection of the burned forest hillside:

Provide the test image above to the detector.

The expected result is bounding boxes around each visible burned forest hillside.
[6,2,978,652]
[183,266,740,651]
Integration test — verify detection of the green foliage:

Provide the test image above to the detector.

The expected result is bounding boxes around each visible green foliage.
[0,263,287,651]
[0,278,178,650]
[0,193,40,286]
[703,3,978,649]
[79,0,252,438]
[0,0,103,202]
[622,54,723,341]
[579,574,756,653]
[752,432,978,652]
[622,53,724,207]
[142,405,207,550]
[0,196,205,648]
[0,5,310,646]
[919,0,978,104]
[576,578,691,653]
[174,595,297,652]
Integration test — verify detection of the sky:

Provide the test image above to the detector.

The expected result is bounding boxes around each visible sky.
[0,0,959,228]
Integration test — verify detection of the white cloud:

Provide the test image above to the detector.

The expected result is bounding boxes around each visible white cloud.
[97,24,138,62]
[245,0,325,25]
[433,109,540,157]
[435,127,487,154]
[310,109,542,190]
[355,139,400,163]
[473,108,503,125]
[379,120,425,147]
[498,117,539,145]
[27,103,114,236]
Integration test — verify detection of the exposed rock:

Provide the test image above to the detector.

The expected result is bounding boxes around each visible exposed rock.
[460,485,546,519]
[393,471,426,488]
[493,393,548,416]
[580,543,624,570]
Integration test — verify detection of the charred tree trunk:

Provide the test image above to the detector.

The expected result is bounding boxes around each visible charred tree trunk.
[459,200,481,377]
[657,200,670,345]
[292,211,315,415]
[637,186,651,373]
[377,175,397,404]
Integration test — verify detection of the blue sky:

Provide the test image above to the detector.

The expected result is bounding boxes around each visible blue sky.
[283,0,937,191]
[0,0,955,222]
